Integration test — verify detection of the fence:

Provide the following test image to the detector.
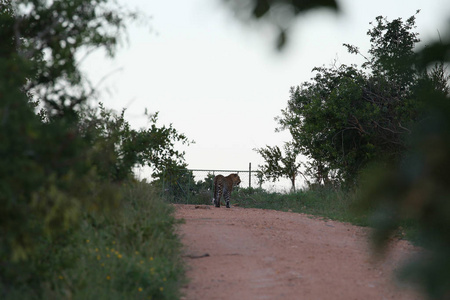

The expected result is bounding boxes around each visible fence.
[161,163,262,204]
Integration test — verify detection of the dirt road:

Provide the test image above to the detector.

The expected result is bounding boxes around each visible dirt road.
[174,204,422,300]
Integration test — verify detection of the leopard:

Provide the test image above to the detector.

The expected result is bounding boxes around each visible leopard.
[212,173,241,208]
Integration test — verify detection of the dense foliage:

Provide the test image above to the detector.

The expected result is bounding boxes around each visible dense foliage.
[0,1,188,298]
[78,105,190,183]
[1,182,185,300]
[276,12,447,186]
[2,0,127,263]
[158,170,217,204]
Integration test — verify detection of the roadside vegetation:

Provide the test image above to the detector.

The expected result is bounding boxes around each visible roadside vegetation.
[1,1,187,299]
[2,181,185,300]
[234,187,365,224]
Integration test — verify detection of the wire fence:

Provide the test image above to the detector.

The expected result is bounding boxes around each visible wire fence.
[161,166,262,204]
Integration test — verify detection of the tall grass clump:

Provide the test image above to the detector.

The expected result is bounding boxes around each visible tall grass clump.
[233,186,421,242]
[1,181,185,300]
[234,187,368,226]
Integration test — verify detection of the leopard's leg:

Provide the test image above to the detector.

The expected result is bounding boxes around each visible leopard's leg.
[214,185,221,207]
[224,191,231,208]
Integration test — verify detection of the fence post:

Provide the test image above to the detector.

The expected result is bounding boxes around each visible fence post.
[249,162,251,188]
[187,170,190,205]
[211,171,215,201]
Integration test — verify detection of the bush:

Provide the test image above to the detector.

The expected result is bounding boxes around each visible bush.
[0,182,185,300]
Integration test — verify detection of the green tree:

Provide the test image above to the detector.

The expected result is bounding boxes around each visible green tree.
[277,13,443,185]
[278,64,371,184]
[79,105,191,183]
[255,142,303,191]
[345,12,420,91]
[13,0,137,116]
[1,0,135,262]
[153,165,196,202]
[196,173,216,191]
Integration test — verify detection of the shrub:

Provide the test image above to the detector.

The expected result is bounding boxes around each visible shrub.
[0,182,185,300]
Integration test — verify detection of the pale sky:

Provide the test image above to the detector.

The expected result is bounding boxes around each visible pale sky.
[83,0,450,189]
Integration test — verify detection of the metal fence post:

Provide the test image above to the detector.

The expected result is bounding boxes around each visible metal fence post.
[187,169,190,204]
[212,171,215,201]
[249,162,251,188]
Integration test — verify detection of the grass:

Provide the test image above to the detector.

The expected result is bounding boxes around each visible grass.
[233,187,422,244]
[233,187,369,226]
[2,181,185,300]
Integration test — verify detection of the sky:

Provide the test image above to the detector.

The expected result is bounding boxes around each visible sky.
[83,0,450,189]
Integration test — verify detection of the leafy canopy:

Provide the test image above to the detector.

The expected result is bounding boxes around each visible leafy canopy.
[277,12,445,185]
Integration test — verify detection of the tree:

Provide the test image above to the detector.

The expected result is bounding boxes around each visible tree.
[196,173,216,191]
[1,0,136,249]
[345,12,420,91]
[278,64,371,184]
[277,13,444,185]
[79,105,191,183]
[255,142,302,191]
[152,164,195,202]
[12,0,138,116]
